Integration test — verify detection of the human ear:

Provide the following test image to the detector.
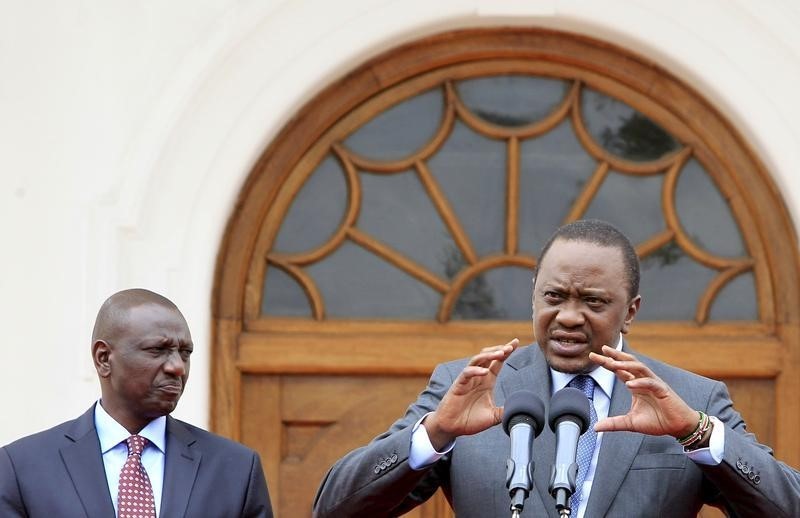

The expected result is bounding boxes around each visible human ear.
[621,295,642,334]
[93,340,112,378]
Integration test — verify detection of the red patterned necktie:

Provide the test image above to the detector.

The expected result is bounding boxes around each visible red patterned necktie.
[117,435,156,518]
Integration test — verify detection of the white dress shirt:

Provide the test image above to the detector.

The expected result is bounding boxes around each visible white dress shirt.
[409,335,724,517]
[94,401,166,517]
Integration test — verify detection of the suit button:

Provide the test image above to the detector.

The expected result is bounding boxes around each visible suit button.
[736,459,743,470]
[373,466,380,474]
[390,454,398,463]
[754,474,761,485]
[379,461,387,469]
[748,471,756,480]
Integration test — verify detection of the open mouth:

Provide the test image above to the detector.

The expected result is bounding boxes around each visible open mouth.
[550,336,588,356]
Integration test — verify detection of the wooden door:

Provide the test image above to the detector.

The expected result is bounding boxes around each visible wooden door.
[212,29,800,517]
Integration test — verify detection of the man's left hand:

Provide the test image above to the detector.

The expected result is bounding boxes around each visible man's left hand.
[589,345,700,439]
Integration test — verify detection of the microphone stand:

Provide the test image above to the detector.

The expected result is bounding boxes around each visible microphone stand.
[507,452,534,518]
[549,450,578,517]
[509,484,531,518]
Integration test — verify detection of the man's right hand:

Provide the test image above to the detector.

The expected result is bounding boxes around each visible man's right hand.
[423,338,519,450]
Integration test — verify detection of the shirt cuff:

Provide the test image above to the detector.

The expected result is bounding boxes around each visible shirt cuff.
[685,415,724,465]
[409,413,456,470]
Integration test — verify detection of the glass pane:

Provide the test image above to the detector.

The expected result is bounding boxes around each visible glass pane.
[344,87,443,161]
[518,119,598,255]
[637,241,717,320]
[359,169,464,279]
[581,88,678,161]
[261,266,311,317]
[428,121,506,258]
[453,266,533,320]
[456,75,570,126]
[583,170,665,246]
[709,272,757,320]
[273,154,347,254]
[264,74,758,323]
[675,158,746,257]
[306,241,441,318]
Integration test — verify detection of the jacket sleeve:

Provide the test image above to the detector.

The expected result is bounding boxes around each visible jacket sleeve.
[700,381,800,517]
[243,451,274,518]
[0,447,27,517]
[312,362,459,517]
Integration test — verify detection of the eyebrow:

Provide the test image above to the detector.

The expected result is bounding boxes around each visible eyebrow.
[539,283,610,297]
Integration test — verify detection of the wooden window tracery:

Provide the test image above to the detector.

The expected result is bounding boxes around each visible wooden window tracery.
[261,71,756,325]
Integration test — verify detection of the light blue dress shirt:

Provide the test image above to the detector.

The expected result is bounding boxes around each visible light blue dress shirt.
[94,401,166,517]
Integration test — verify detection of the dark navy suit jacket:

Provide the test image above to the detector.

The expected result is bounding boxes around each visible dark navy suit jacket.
[0,404,272,517]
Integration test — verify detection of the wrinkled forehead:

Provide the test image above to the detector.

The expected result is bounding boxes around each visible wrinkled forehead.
[534,239,628,286]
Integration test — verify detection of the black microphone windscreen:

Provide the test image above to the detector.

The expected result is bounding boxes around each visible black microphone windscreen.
[502,390,546,437]
[548,387,590,433]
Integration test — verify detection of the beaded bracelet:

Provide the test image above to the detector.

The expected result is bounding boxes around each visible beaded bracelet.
[678,411,711,448]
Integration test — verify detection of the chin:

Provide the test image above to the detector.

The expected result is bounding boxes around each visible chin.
[156,401,179,415]
[548,356,592,374]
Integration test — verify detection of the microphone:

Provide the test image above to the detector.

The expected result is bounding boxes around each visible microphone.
[502,390,546,517]
[547,387,591,517]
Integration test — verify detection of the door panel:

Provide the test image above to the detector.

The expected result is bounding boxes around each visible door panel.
[241,374,441,516]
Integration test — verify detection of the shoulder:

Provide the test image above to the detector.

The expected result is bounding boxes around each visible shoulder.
[435,343,539,374]
[2,414,91,475]
[632,348,725,404]
[637,350,715,384]
[3,415,86,452]
[168,418,258,457]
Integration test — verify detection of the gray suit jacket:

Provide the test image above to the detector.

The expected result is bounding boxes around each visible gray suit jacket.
[0,404,273,517]
[313,343,800,517]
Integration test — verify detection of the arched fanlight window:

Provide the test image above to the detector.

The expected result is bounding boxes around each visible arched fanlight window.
[262,73,755,324]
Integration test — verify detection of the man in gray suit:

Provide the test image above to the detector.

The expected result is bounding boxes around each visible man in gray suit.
[0,288,273,517]
[313,220,800,517]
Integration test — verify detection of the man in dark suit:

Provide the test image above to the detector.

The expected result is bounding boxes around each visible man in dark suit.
[0,288,273,517]
[313,220,800,517]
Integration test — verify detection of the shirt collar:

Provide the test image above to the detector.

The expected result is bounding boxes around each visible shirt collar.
[549,333,622,398]
[94,400,167,454]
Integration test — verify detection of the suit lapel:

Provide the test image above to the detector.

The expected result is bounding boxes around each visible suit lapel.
[59,405,116,517]
[500,345,559,518]
[160,417,201,518]
[583,342,644,517]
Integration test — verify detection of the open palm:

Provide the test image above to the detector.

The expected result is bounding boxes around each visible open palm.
[591,346,699,438]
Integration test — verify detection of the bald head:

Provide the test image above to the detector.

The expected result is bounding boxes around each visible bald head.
[92,288,183,344]
[91,288,192,433]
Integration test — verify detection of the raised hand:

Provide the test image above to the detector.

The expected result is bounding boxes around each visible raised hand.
[424,338,519,450]
[589,346,700,439]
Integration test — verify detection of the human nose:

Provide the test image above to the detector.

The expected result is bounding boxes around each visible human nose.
[164,350,187,376]
[555,300,585,327]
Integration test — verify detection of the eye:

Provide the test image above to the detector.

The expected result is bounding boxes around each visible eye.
[543,291,564,303]
[584,296,605,308]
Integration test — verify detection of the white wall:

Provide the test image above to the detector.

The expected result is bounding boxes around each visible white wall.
[2,0,800,445]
